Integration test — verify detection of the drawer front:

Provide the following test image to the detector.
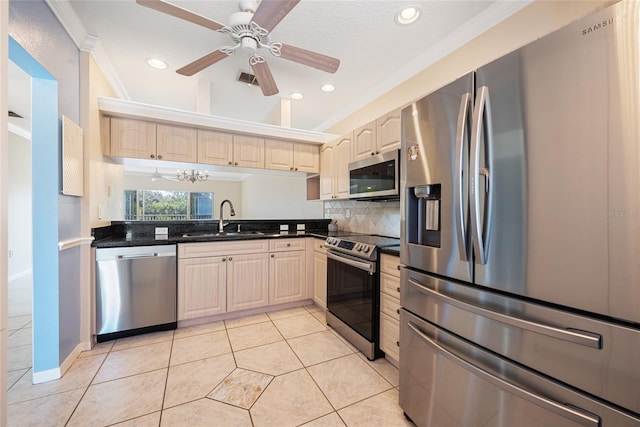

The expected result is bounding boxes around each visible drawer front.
[380,272,401,298]
[380,292,400,321]
[313,238,327,254]
[269,238,306,252]
[178,240,269,258]
[380,312,399,361]
[380,254,400,278]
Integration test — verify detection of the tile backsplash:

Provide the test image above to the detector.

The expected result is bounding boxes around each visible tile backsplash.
[324,200,400,238]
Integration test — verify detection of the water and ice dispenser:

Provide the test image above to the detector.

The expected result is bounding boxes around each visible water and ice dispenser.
[407,184,441,247]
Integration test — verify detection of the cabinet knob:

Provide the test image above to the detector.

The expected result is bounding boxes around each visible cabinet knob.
[286,243,291,247]
[228,161,233,165]
[396,341,400,347]
[271,254,275,258]
[234,162,238,166]
[396,287,400,293]
[294,167,298,171]
[396,308,400,314]
[158,155,163,159]
[290,167,294,171]
[397,265,401,270]
[222,258,226,262]
[228,257,233,261]
[370,152,375,156]
[375,151,380,155]
[150,154,155,159]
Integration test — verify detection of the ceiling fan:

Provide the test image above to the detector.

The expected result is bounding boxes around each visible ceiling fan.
[136,0,341,96]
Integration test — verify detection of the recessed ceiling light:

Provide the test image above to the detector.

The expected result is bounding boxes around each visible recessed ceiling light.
[396,6,420,25]
[290,92,304,100]
[321,84,335,93]
[146,58,168,69]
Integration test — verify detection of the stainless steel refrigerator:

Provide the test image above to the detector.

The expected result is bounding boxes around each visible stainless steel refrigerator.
[399,2,640,425]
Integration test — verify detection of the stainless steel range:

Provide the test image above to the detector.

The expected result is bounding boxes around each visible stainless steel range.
[325,234,399,360]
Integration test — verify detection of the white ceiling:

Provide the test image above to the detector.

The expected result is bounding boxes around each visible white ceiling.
[8,60,32,137]
[61,0,528,132]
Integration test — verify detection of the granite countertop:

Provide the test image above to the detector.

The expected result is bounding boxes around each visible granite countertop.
[381,245,400,256]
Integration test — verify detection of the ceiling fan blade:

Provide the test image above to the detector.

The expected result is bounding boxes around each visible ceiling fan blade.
[251,0,300,32]
[136,0,225,31]
[250,58,279,96]
[279,43,340,74]
[176,50,229,76]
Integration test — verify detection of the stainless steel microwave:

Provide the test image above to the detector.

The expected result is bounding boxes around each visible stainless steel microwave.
[348,150,400,200]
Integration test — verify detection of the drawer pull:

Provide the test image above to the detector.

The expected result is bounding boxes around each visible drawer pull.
[396,287,400,293]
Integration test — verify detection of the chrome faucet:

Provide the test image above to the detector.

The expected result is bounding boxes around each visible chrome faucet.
[219,199,236,232]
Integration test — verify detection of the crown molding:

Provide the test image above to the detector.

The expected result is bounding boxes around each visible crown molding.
[99,97,337,145]
[45,0,130,100]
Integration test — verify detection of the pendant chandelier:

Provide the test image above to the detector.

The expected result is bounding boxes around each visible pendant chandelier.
[177,169,209,183]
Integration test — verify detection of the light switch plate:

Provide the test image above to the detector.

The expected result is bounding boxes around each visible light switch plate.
[280,224,288,231]
[155,227,168,235]
[296,224,305,231]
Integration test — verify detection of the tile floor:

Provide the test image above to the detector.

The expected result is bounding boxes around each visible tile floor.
[6,304,413,426]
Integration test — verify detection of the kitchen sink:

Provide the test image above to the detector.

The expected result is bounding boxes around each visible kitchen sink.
[182,231,264,238]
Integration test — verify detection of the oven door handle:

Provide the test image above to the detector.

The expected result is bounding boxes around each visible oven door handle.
[327,251,374,273]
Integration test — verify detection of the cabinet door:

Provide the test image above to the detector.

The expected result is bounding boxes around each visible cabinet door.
[352,121,377,160]
[380,312,399,362]
[265,139,293,171]
[269,250,306,305]
[233,135,265,168]
[313,250,327,309]
[178,256,226,320]
[156,124,197,162]
[376,109,401,153]
[319,143,334,200]
[227,253,269,312]
[110,118,157,159]
[334,136,351,199]
[197,130,233,166]
[293,143,320,173]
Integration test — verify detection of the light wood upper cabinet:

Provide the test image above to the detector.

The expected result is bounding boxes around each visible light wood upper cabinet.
[197,129,233,166]
[109,118,197,162]
[352,121,377,161]
[233,135,265,168]
[177,256,226,320]
[320,135,351,200]
[156,124,197,162]
[376,108,401,153]
[265,139,320,173]
[109,118,157,159]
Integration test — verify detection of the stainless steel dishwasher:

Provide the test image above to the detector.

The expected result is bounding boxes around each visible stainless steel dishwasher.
[95,245,177,342]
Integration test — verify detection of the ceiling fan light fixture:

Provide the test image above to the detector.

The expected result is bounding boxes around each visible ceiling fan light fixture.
[396,6,420,25]
[290,92,304,100]
[147,58,168,69]
[321,84,335,93]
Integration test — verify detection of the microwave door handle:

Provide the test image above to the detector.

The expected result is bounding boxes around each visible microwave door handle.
[470,86,492,265]
[455,92,472,262]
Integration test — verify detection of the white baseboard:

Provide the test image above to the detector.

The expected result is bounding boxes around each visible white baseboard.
[32,342,85,384]
[8,269,32,283]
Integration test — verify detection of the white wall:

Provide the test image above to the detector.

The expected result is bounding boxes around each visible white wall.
[240,174,323,219]
[7,132,32,279]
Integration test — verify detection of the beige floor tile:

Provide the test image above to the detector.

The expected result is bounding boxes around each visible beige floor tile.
[273,313,327,339]
[7,315,32,331]
[164,353,236,409]
[337,389,412,427]
[173,320,225,340]
[7,344,31,371]
[226,322,283,352]
[250,369,333,427]
[111,330,175,352]
[288,331,354,367]
[301,412,347,427]
[94,341,172,383]
[209,368,273,409]
[170,330,231,366]
[327,327,358,352]
[7,387,85,427]
[307,354,393,410]
[357,353,400,387]
[8,327,31,348]
[78,340,113,358]
[7,368,28,390]
[111,412,161,427]
[224,312,270,329]
[234,341,303,375]
[161,398,252,427]
[267,306,310,321]
[8,353,106,405]
[67,369,167,426]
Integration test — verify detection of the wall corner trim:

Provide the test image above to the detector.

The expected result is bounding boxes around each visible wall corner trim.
[32,342,85,384]
[58,236,94,252]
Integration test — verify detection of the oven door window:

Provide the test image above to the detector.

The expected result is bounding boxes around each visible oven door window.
[327,256,376,341]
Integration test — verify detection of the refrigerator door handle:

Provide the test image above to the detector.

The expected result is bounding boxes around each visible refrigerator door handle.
[470,85,493,265]
[407,277,603,349]
[454,92,472,261]
[407,321,602,427]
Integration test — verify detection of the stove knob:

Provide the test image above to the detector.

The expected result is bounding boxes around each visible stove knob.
[363,246,370,254]
[356,244,362,251]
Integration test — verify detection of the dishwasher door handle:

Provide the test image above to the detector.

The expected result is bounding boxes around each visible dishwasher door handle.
[117,253,159,259]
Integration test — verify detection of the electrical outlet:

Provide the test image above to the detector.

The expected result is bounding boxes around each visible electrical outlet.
[296,224,305,231]
[155,227,168,235]
[280,224,288,231]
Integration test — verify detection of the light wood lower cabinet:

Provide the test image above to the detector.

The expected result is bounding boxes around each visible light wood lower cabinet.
[269,238,307,305]
[379,253,401,363]
[312,238,327,309]
[227,253,269,312]
[178,256,226,320]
